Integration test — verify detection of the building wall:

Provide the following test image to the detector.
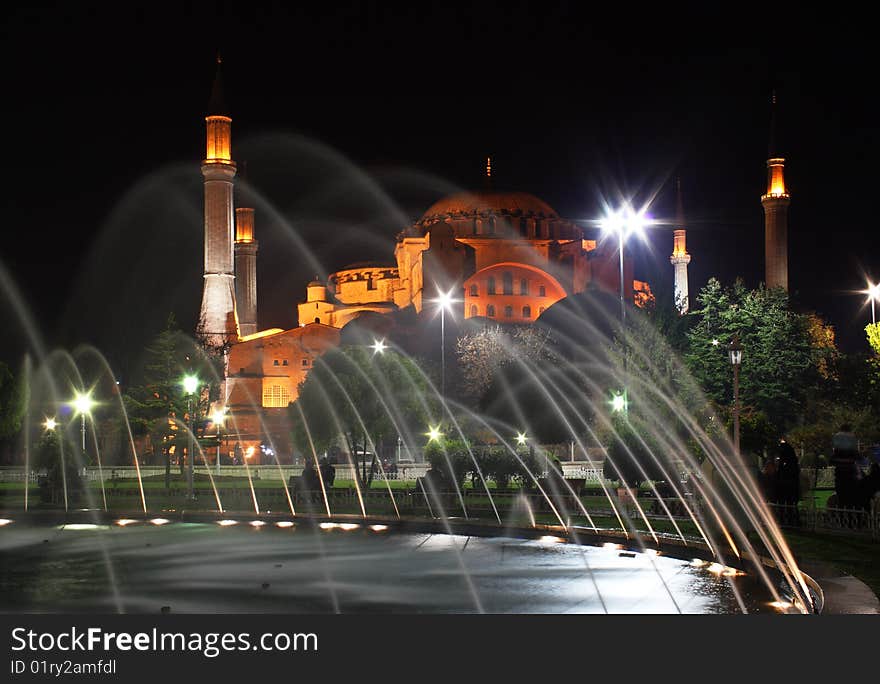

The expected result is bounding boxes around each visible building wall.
[226,323,341,462]
[462,262,567,322]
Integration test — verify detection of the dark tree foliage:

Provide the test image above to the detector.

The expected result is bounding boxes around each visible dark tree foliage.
[685,279,830,433]
[0,361,26,444]
[289,346,433,484]
[123,314,217,486]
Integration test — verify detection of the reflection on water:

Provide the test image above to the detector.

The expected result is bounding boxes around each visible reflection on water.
[0,524,772,614]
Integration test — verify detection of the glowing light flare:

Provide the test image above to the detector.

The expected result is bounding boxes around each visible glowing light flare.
[71,391,96,417]
[245,446,255,459]
[43,417,57,431]
[369,524,388,532]
[431,288,459,314]
[276,521,295,528]
[539,535,564,544]
[0,519,13,526]
[863,281,880,302]
[217,519,238,526]
[339,523,360,531]
[59,523,103,530]
[426,425,443,442]
[610,392,627,413]
[371,339,387,354]
[515,432,527,446]
[181,375,199,395]
[150,518,171,526]
[319,522,339,530]
[249,520,266,527]
[211,408,227,426]
[115,519,138,527]
[690,558,707,568]
[600,205,653,241]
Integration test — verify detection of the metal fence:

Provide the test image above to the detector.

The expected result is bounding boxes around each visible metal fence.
[768,502,880,539]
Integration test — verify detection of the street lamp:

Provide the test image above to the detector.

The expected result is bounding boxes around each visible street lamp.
[70,391,95,454]
[600,204,652,327]
[515,432,527,447]
[181,374,199,500]
[865,281,880,325]
[431,288,458,396]
[371,338,387,355]
[426,425,443,443]
[610,392,627,414]
[211,408,226,475]
[600,204,652,414]
[43,417,57,431]
[728,334,743,460]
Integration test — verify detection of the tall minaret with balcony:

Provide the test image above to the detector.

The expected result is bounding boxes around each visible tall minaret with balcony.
[197,57,239,348]
[234,199,258,337]
[761,92,791,291]
[670,177,691,314]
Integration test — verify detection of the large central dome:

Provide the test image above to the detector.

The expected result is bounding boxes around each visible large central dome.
[421,191,559,220]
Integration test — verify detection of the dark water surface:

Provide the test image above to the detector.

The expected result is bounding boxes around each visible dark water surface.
[0,522,775,613]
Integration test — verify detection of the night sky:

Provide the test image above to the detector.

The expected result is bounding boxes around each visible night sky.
[1,2,877,378]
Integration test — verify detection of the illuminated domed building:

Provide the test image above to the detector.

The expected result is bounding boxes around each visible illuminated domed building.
[195,66,656,461]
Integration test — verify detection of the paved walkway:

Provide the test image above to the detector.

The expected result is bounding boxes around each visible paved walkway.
[802,559,880,614]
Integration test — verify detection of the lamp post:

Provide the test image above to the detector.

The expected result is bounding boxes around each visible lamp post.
[866,281,879,325]
[71,391,95,455]
[728,334,743,460]
[432,289,458,396]
[600,205,651,413]
[182,374,199,500]
[211,408,226,476]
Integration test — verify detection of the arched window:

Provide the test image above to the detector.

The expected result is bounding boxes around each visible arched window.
[503,272,513,295]
[469,284,478,297]
[487,305,496,317]
[470,304,478,317]
[273,359,279,366]
[488,277,496,295]
[539,285,546,297]
[504,305,513,318]
[314,317,321,323]
[262,383,291,408]
[522,305,531,318]
[520,278,528,295]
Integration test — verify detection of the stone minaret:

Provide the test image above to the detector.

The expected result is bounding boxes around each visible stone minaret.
[234,204,258,337]
[197,57,239,349]
[761,92,790,291]
[670,177,691,314]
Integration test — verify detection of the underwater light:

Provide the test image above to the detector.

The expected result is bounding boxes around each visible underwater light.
[339,523,360,531]
[217,520,238,526]
[0,518,13,526]
[115,519,138,526]
[249,521,266,527]
[369,524,388,532]
[276,521,295,528]
[150,518,171,526]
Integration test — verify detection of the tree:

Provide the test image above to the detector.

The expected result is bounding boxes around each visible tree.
[456,325,557,403]
[124,314,216,489]
[0,361,26,453]
[289,346,434,486]
[867,322,880,356]
[684,279,831,434]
